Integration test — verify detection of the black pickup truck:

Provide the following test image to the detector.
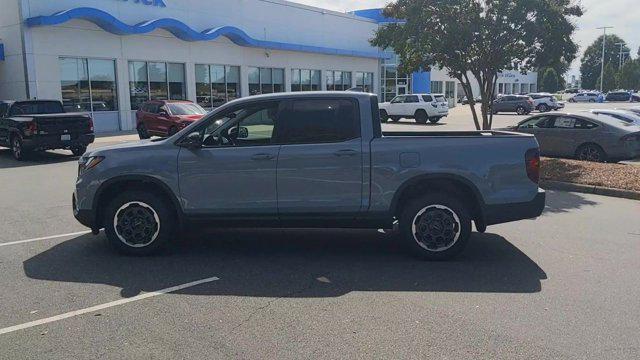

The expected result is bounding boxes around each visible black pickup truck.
[0,100,95,160]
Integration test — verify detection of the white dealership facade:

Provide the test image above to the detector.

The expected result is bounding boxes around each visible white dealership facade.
[0,0,536,132]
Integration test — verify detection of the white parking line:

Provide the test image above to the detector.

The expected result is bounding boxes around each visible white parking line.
[0,276,220,336]
[0,231,92,248]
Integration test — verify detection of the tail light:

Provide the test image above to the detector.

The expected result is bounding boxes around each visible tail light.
[88,117,94,132]
[25,121,38,136]
[525,148,541,184]
[431,101,438,108]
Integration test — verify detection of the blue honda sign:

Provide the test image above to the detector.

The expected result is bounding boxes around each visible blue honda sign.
[118,0,167,7]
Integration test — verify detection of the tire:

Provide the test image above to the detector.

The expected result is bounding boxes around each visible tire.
[380,110,389,123]
[103,190,176,255]
[399,193,472,261]
[589,99,595,103]
[71,145,87,157]
[576,143,607,163]
[415,110,428,124]
[137,123,150,140]
[390,116,401,122]
[428,117,441,124]
[10,134,29,161]
[516,106,527,115]
[568,98,575,103]
[538,104,549,112]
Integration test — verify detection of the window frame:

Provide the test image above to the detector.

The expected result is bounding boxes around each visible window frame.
[248,67,285,95]
[127,60,186,110]
[195,63,241,109]
[59,56,119,113]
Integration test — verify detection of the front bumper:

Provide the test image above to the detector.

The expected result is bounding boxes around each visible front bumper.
[73,192,95,229]
[483,189,546,226]
[23,133,95,151]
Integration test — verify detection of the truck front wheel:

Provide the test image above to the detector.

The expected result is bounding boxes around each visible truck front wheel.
[103,190,176,255]
[399,194,471,260]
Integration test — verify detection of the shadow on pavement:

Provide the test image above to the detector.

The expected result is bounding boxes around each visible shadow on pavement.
[23,230,546,298]
[543,190,598,214]
[0,148,78,169]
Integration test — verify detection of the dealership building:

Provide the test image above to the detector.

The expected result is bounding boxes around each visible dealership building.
[0,0,537,132]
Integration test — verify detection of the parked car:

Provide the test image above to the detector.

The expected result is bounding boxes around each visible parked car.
[605,91,640,102]
[527,93,565,112]
[136,100,207,139]
[73,92,545,260]
[379,93,449,124]
[0,100,95,160]
[568,92,599,103]
[590,109,640,125]
[459,96,481,105]
[491,95,534,115]
[505,112,640,162]
[565,88,580,94]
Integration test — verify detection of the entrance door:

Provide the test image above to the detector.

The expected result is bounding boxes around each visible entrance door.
[397,85,408,95]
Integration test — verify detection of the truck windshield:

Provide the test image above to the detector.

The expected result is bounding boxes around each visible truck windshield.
[9,101,64,116]
[168,103,206,115]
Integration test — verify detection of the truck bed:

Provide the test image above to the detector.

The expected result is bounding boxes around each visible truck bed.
[381,130,531,137]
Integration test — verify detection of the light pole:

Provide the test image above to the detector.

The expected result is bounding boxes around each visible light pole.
[615,42,629,68]
[597,26,613,92]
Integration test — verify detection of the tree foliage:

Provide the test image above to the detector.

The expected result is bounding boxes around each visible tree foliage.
[596,63,618,92]
[371,0,582,130]
[579,34,628,90]
[541,68,560,93]
[616,60,640,90]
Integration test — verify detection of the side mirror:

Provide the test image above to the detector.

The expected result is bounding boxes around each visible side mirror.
[179,132,202,149]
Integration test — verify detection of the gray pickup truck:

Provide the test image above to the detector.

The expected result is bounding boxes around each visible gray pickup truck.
[73,92,545,260]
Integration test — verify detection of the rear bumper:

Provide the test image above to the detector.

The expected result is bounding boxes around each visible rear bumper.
[23,133,95,151]
[483,189,546,226]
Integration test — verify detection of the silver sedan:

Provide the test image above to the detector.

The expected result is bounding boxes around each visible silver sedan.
[505,111,640,162]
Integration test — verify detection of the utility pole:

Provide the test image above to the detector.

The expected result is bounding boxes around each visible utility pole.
[615,42,628,68]
[597,26,613,92]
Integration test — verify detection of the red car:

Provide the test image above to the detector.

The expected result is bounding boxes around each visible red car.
[136,100,207,139]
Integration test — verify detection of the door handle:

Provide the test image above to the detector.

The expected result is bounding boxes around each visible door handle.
[251,153,275,161]
[334,149,358,157]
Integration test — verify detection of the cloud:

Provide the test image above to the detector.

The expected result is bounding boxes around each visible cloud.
[296,0,639,80]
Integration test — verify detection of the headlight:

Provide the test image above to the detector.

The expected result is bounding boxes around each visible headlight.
[78,156,104,176]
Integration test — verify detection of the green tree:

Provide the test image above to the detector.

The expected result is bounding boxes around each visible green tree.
[616,60,640,90]
[596,63,618,92]
[580,35,629,90]
[371,0,582,130]
[541,68,560,93]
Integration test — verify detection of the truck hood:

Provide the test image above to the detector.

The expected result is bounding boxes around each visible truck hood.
[86,138,169,158]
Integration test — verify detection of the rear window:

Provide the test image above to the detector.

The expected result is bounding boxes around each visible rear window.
[168,103,206,115]
[8,101,64,116]
[278,99,359,144]
[421,95,433,102]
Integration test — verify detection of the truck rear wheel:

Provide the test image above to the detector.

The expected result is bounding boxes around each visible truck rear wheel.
[415,110,428,124]
[103,190,176,255]
[428,117,441,124]
[399,194,471,261]
[10,134,30,161]
[71,145,87,157]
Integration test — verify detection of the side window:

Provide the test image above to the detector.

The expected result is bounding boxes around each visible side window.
[551,116,577,129]
[518,116,550,129]
[391,96,404,104]
[0,104,8,117]
[574,119,598,129]
[202,101,280,147]
[147,104,159,114]
[405,95,419,103]
[421,95,433,102]
[278,99,359,144]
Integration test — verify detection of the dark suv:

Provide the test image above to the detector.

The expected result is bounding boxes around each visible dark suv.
[136,100,207,139]
[605,91,638,102]
[491,95,534,115]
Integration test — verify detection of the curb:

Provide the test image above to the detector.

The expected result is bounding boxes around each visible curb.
[540,180,640,201]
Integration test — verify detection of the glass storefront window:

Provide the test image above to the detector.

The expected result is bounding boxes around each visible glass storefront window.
[291,69,320,92]
[195,64,241,109]
[355,72,374,93]
[380,65,411,102]
[248,67,285,95]
[59,57,117,112]
[326,71,351,91]
[128,61,185,110]
[430,81,444,94]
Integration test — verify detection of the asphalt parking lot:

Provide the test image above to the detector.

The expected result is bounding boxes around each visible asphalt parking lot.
[1,102,639,359]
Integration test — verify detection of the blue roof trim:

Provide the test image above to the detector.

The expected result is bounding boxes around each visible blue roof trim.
[351,8,403,24]
[25,7,387,59]
[0,43,4,61]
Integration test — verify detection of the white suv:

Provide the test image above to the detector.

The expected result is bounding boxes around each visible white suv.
[528,93,564,112]
[379,94,449,124]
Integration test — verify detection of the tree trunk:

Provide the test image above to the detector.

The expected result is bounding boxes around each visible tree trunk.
[460,74,481,130]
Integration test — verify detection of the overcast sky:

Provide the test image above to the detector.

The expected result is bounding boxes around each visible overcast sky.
[294,0,639,80]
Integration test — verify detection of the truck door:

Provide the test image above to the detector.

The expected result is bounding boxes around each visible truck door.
[275,98,363,215]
